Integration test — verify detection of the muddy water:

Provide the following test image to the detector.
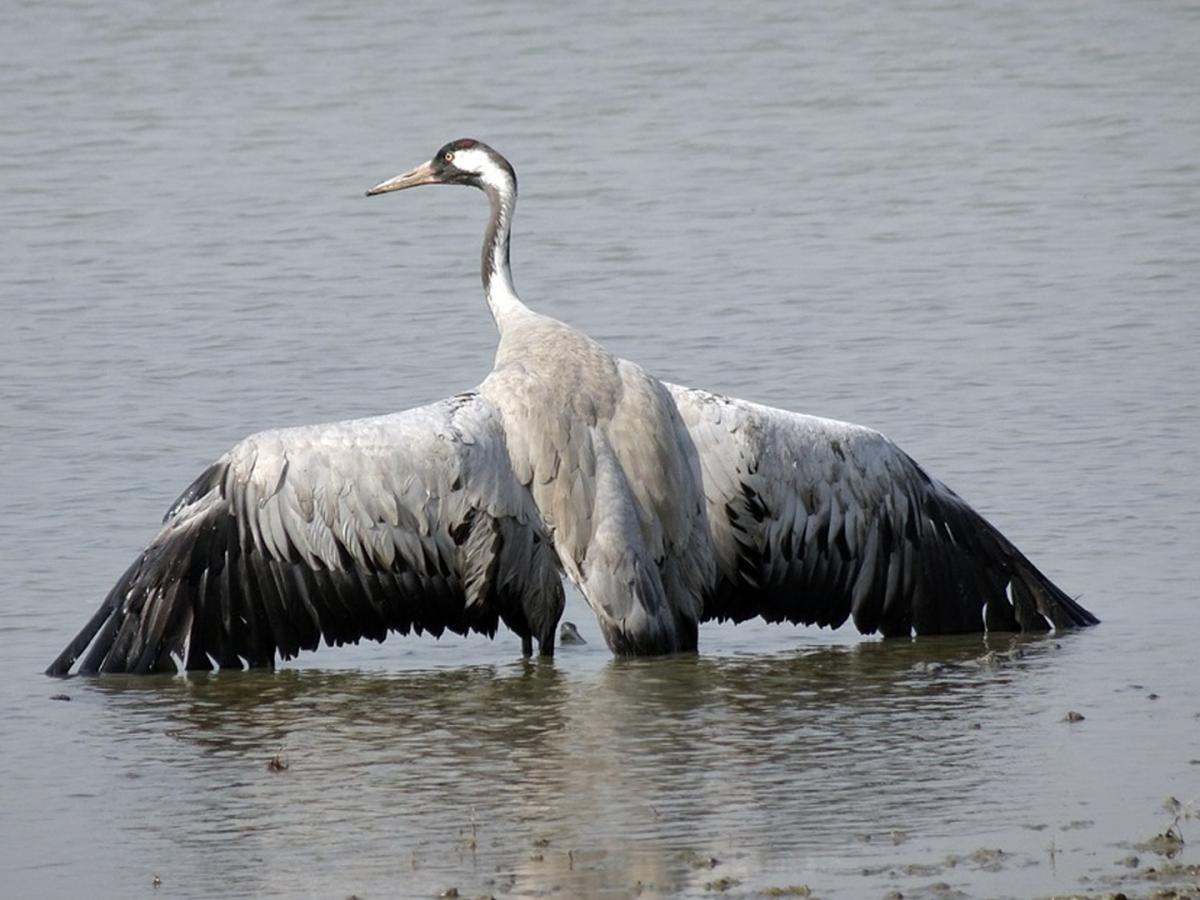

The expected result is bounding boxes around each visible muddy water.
[3,0,1198,897]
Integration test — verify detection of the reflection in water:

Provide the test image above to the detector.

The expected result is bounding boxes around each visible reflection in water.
[76,634,1067,897]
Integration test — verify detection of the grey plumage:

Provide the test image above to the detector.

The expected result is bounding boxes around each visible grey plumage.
[46,140,1096,676]
[668,386,1096,638]
[47,394,563,675]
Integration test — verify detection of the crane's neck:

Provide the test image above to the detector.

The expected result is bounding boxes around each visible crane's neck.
[481,181,528,329]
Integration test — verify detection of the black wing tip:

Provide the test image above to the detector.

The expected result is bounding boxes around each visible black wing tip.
[44,595,122,677]
[1004,554,1099,633]
[46,512,553,678]
[1051,592,1101,629]
[45,658,75,678]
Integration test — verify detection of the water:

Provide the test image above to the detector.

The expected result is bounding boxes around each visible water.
[2,0,1198,896]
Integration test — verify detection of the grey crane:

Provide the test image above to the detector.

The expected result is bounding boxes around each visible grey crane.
[46,139,1097,675]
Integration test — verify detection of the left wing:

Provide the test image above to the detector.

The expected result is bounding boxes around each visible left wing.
[668,384,1098,637]
[46,391,564,675]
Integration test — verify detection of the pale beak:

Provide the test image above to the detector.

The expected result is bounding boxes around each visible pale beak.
[365,160,440,196]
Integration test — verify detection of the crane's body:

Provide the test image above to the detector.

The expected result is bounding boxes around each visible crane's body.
[484,312,710,653]
[46,140,1097,676]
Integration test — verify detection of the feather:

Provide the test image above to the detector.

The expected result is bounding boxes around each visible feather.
[46,393,564,674]
[666,384,1096,640]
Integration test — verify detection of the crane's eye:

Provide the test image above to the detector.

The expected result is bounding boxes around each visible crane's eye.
[443,151,455,163]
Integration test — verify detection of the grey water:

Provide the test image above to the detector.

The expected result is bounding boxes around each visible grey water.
[3,0,1199,897]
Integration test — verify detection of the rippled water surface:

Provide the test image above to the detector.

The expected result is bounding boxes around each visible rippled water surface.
[3,1,1198,897]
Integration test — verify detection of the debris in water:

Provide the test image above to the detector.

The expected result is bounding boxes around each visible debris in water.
[50,694,71,701]
[461,811,478,851]
[902,863,943,877]
[1063,711,1086,722]
[267,749,289,772]
[1060,819,1094,831]
[925,882,966,898]
[703,876,740,892]
[968,848,1007,872]
[1137,825,1185,858]
[1134,859,1200,884]
[559,621,587,645]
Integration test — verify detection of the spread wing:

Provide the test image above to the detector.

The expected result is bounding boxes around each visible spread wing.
[668,385,1097,637]
[47,391,564,675]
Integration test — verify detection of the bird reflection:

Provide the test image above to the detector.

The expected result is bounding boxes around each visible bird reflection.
[78,632,1068,897]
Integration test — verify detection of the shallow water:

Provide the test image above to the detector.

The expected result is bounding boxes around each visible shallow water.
[3,0,1199,897]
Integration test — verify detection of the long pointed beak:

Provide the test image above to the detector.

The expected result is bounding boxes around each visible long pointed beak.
[365,160,440,196]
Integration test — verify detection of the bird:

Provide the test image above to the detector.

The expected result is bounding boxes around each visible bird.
[46,139,1097,676]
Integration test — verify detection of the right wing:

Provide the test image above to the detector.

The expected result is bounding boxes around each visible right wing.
[47,391,564,675]
[669,385,1097,637]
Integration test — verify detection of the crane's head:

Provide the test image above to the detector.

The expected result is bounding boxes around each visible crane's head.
[366,139,515,197]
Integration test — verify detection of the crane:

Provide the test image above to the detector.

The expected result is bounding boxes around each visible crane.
[46,139,1097,675]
